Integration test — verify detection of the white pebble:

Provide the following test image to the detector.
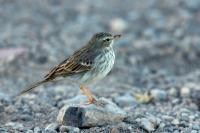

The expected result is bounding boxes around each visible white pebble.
[181,87,190,97]
[110,18,128,32]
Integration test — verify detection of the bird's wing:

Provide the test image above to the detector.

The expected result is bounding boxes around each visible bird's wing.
[44,47,96,80]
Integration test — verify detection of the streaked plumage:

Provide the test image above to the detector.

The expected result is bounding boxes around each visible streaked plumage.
[19,32,121,104]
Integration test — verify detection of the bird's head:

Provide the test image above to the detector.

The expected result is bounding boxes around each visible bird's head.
[88,32,121,49]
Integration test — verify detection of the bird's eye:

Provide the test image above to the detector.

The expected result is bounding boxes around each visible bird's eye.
[105,38,110,42]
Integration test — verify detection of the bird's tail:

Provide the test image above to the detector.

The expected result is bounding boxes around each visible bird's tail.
[17,79,49,96]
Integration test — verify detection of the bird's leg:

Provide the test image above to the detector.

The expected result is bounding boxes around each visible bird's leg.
[80,85,96,104]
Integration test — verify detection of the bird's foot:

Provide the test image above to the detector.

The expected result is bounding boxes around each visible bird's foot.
[85,97,97,105]
[80,85,97,105]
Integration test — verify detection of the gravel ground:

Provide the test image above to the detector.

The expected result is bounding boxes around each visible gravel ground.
[0,0,200,132]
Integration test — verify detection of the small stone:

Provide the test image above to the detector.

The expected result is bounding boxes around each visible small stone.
[34,127,41,133]
[151,89,167,101]
[191,130,198,133]
[189,115,195,120]
[181,113,189,121]
[159,123,165,128]
[172,98,181,105]
[168,87,178,97]
[173,130,179,133]
[162,115,174,120]
[45,123,59,132]
[114,93,137,108]
[59,126,69,132]
[60,125,80,133]
[57,97,126,127]
[0,103,4,112]
[180,87,191,97]
[110,127,120,133]
[110,18,128,32]
[0,48,27,61]
[192,124,200,130]
[26,130,34,133]
[5,105,16,113]
[0,92,11,104]
[172,119,179,125]
[5,122,24,131]
[143,28,156,38]
[140,118,155,132]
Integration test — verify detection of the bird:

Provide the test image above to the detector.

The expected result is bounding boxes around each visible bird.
[19,32,121,104]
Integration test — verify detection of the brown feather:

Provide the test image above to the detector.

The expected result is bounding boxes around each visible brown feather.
[17,79,50,96]
[44,46,95,79]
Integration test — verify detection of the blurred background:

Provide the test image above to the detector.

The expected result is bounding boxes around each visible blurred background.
[0,0,200,132]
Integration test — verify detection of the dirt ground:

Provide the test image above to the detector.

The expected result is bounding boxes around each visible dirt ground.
[0,0,200,132]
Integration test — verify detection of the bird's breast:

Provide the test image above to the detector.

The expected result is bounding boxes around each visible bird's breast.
[91,49,115,81]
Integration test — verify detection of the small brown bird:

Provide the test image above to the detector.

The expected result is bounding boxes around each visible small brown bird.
[19,32,121,104]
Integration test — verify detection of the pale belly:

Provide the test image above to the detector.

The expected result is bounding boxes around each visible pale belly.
[72,50,115,85]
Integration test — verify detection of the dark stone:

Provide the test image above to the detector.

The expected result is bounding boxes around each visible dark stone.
[63,107,85,127]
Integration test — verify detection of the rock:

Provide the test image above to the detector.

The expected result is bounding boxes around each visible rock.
[110,18,128,32]
[172,98,181,105]
[172,119,180,125]
[184,0,200,11]
[192,124,200,130]
[0,48,27,61]
[180,113,189,121]
[162,115,174,121]
[114,93,138,108]
[0,103,4,112]
[5,122,24,131]
[33,127,41,133]
[150,89,167,101]
[26,130,34,133]
[140,118,155,132]
[57,97,127,127]
[173,130,179,133]
[5,105,16,113]
[191,130,198,133]
[45,123,59,132]
[136,115,160,132]
[0,92,11,104]
[180,87,191,97]
[110,127,120,133]
[11,114,33,122]
[60,125,80,133]
[168,87,179,97]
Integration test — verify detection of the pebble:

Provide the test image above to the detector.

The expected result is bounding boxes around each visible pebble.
[180,87,191,97]
[151,89,167,101]
[172,119,179,125]
[172,98,181,105]
[114,93,138,108]
[168,87,179,97]
[0,92,11,104]
[173,130,179,133]
[26,130,34,133]
[34,127,41,133]
[191,130,198,133]
[57,97,126,127]
[45,123,59,132]
[5,122,24,131]
[110,18,128,32]
[140,118,155,132]
[110,127,120,133]
[192,124,200,130]
[60,126,80,133]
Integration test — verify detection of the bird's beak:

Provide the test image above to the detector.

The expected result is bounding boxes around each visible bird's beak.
[113,34,122,40]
